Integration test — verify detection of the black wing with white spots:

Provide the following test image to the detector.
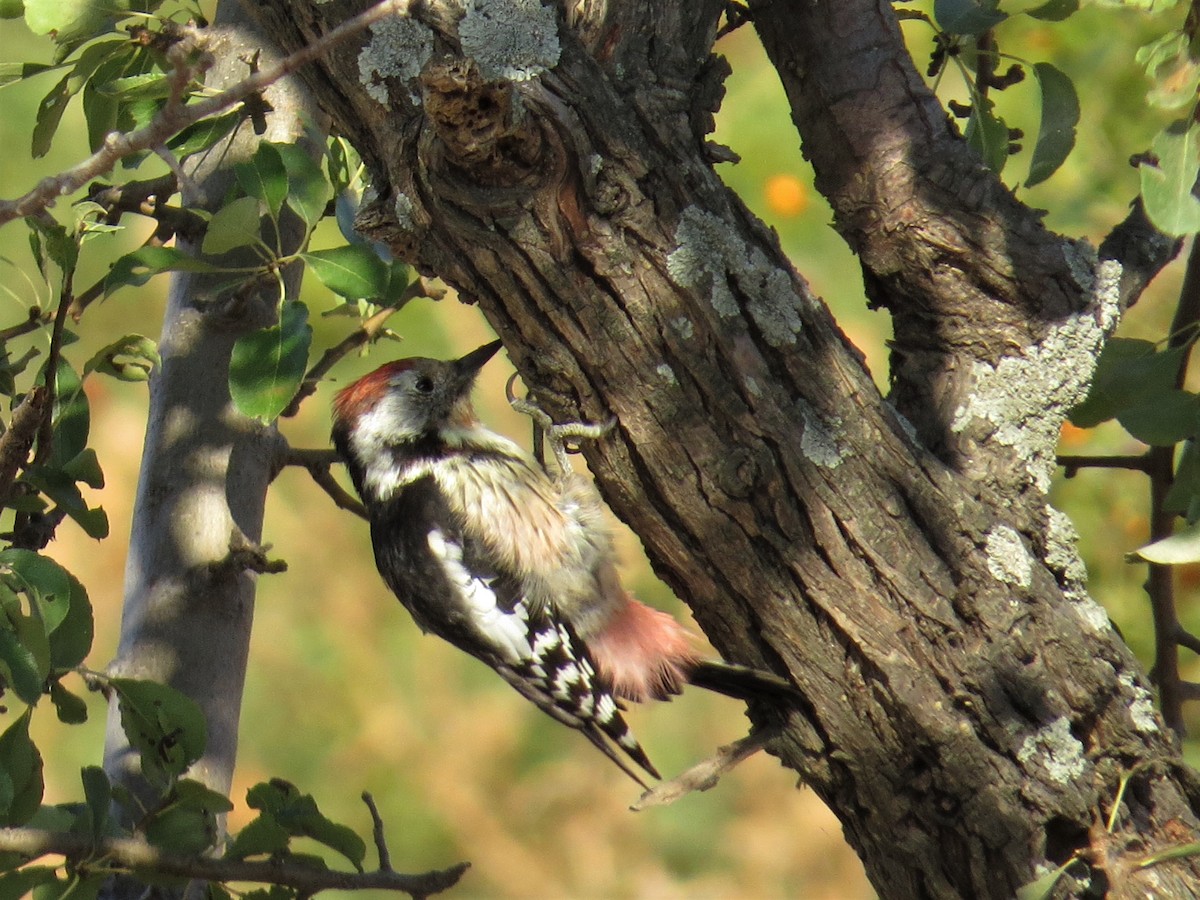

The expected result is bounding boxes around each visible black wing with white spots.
[368,475,659,784]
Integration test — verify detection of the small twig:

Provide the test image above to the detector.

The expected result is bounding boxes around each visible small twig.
[0,826,467,897]
[1058,453,1152,477]
[0,386,47,503]
[362,792,393,873]
[630,726,781,812]
[278,447,368,519]
[0,0,417,226]
[1177,627,1200,657]
[0,307,46,344]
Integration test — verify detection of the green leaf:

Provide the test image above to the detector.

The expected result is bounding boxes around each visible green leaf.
[49,679,88,724]
[303,245,390,300]
[96,72,171,101]
[0,549,72,632]
[40,358,89,469]
[0,867,59,900]
[105,246,218,298]
[165,110,243,160]
[1025,0,1078,20]
[965,99,1009,175]
[25,0,119,38]
[229,301,313,423]
[48,572,92,672]
[236,143,288,220]
[1138,32,1200,111]
[25,217,78,277]
[1130,521,1200,565]
[276,143,333,228]
[21,466,108,539]
[111,678,207,787]
[83,334,160,382]
[63,447,104,488]
[80,765,110,838]
[1165,440,1200,515]
[1025,62,1079,187]
[1016,859,1077,900]
[143,803,218,855]
[0,711,43,826]
[0,62,57,86]
[172,778,234,814]
[202,196,264,256]
[31,73,71,159]
[934,0,1007,34]
[225,813,291,861]
[1140,122,1200,237]
[1070,338,1187,427]
[244,780,365,870]
[0,628,44,705]
[1138,840,1200,868]
[1117,389,1199,446]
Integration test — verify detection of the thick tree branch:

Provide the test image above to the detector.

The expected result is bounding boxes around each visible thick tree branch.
[0,827,467,897]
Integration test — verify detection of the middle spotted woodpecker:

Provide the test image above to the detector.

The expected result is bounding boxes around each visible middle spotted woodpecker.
[331,340,794,785]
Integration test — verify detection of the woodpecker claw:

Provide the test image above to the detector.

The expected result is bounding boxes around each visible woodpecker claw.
[505,374,615,476]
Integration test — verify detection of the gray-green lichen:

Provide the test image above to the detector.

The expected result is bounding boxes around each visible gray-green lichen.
[1016,716,1086,785]
[670,317,695,340]
[951,244,1122,493]
[358,14,434,106]
[667,207,804,347]
[798,399,846,468]
[459,0,560,81]
[655,363,677,385]
[1118,672,1160,734]
[1043,507,1112,634]
[393,192,416,231]
[985,525,1032,587]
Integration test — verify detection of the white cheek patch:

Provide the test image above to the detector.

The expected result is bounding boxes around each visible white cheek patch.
[353,401,434,501]
[427,528,533,664]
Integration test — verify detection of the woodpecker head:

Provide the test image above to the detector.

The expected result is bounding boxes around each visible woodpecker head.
[332,340,503,453]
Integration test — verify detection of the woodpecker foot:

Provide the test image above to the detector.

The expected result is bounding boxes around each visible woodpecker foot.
[629,725,783,811]
[505,373,616,475]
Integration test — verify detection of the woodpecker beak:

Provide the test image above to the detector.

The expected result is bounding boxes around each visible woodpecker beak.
[453,340,503,382]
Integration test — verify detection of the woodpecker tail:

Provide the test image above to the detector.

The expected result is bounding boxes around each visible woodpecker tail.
[585,595,701,702]
[686,659,801,703]
[585,596,800,706]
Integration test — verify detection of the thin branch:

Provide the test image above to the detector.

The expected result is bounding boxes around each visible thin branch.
[0,826,468,897]
[0,0,416,226]
[0,306,47,343]
[1058,453,1152,477]
[278,447,368,519]
[362,792,393,873]
[281,276,444,419]
[1177,626,1200,657]
[0,386,47,503]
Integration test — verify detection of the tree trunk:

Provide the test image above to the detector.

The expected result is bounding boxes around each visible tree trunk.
[243,1,1200,897]
[102,0,321,844]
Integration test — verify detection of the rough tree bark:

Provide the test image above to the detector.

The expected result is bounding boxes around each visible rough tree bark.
[242,1,1200,897]
[102,0,321,839]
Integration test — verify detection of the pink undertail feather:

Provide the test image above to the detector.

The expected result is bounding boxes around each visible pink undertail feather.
[586,596,701,703]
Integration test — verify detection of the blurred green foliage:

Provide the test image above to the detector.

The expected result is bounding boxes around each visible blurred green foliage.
[0,0,1198,897]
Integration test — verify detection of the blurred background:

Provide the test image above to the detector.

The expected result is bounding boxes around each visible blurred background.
[1,3,1197,898]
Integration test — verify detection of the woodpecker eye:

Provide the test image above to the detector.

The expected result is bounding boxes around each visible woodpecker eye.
[414,375,435,394]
